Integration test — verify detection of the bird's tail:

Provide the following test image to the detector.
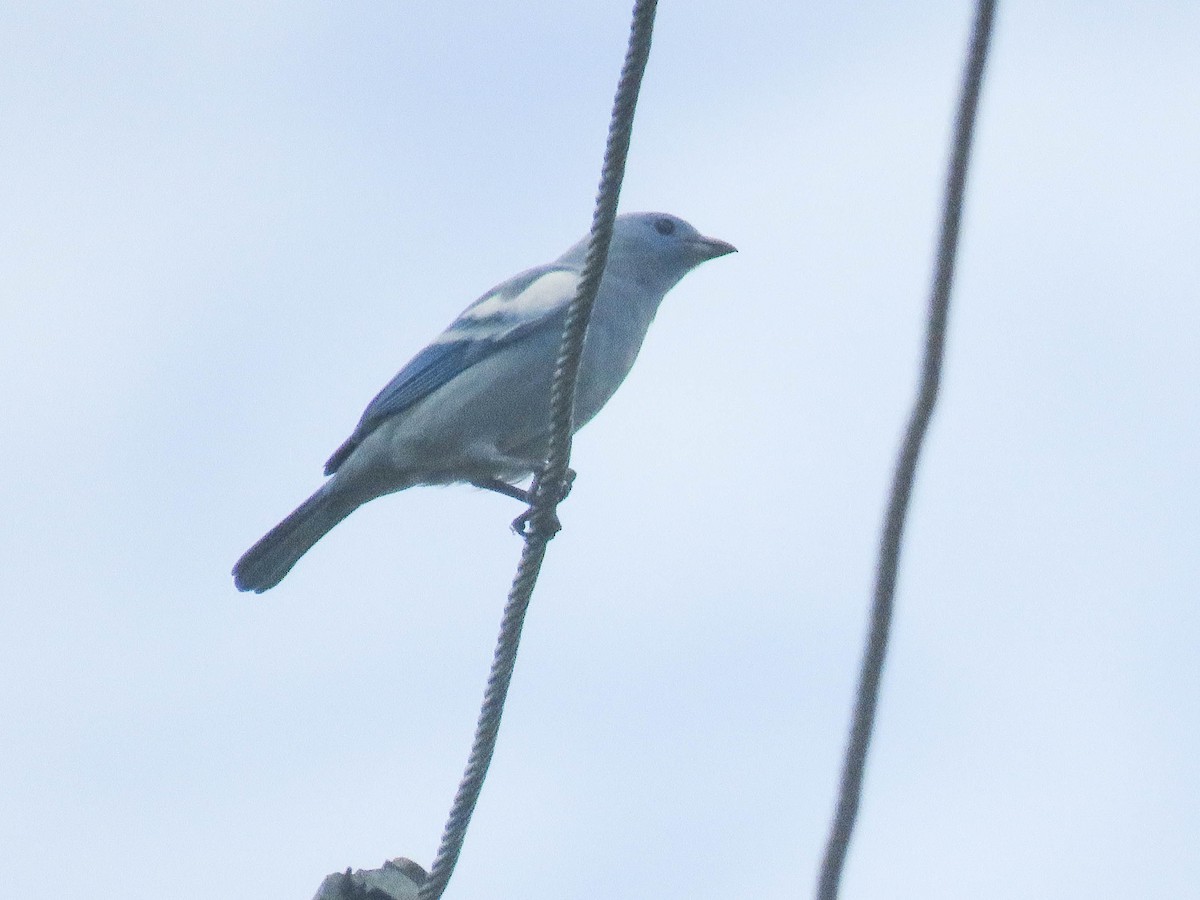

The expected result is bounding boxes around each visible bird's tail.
[233,484,357,593]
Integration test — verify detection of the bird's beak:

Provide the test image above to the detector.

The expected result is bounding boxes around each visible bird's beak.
[691,235,737,260]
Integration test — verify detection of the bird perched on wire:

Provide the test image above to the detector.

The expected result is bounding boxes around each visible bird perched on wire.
[233,211,735,593]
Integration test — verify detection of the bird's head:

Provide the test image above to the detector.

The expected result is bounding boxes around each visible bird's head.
[607,212,736,290]
[558,212,735,294]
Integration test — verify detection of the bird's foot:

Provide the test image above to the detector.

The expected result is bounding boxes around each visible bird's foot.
[510,506,561,538]
[510,468,576,538]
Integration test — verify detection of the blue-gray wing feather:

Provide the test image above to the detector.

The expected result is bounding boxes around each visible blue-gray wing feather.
[323,263,574,475]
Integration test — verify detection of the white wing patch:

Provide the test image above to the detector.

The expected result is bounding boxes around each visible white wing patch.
[435,269,580,344]
[463,269,579,322]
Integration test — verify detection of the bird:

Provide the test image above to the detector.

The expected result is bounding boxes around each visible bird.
[233,211,736,592]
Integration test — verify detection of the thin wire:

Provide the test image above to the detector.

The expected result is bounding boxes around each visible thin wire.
[417,3,658,897]
[815,2,998,897]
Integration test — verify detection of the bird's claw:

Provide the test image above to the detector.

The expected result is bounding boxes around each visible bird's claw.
[511,507,561,538]
[510,468,576,538]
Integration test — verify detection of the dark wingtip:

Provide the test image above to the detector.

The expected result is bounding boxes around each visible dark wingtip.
[323,438,356,476]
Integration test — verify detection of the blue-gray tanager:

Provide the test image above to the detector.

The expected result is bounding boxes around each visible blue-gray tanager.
[233,212,735,592]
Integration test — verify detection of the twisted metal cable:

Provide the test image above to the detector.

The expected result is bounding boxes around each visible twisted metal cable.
[418,3,658,897]
[815,2,998,898]
[530,0,659,530]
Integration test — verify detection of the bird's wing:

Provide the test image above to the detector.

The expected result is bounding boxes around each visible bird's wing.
[323,264,580,475]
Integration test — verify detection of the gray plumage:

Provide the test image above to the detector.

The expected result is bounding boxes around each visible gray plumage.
[233,212,735,592]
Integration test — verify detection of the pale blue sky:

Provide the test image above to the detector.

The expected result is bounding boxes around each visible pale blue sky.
[2,3,1197,898]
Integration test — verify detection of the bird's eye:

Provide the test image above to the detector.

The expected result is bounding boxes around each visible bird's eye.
[654,217,676,236]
